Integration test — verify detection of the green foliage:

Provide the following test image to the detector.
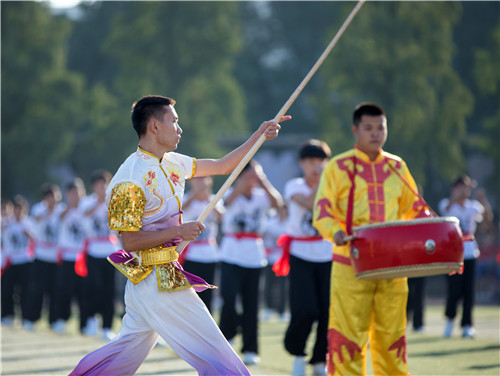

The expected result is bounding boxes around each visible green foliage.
[471,21,500,191]
[1,1,246,200]
[1,1,497,210]
[235,2,344,131]
[308,2,475,206]
[1,2,82,198]
[68,1,247,167]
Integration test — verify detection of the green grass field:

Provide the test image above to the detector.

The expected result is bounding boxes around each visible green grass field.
[72,304,500,375]
[4,304,497,375]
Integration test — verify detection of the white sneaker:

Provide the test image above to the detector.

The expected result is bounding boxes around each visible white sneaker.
[155,337,168,347]
[260,308,273,321]
[83,317,98,337]
[22,320,35,331]
[462,325,476,338]
[443,320,454,338]
[292,356,306,376]
[280,312,291,322]
[414,326,425,333]
[51,319,66,334]
[243,352,260,365]
[312,362,327,376]
[102,329,116,341]
[1,316,14,327]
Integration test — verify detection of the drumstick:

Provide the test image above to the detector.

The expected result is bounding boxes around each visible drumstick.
[176,0,366,254]
[344,235,356,242]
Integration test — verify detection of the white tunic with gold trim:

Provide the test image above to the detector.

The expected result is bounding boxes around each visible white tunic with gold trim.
[106,147,211,292]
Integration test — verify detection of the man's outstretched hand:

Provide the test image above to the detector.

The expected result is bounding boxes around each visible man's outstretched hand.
[260,115,292,140]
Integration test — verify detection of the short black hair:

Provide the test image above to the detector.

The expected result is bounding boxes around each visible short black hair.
[240,160,256,174]
[236,160,261,180]
[353,102,385,126]
[65,177,85,192]
[40,183,60,198]
[91,169,112,185]
[452,174,476,188]
[299,139,331,160]
[131,95,176,138]
[13,194,28,210]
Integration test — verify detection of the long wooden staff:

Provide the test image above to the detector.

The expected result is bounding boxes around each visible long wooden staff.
[176,0,365,254]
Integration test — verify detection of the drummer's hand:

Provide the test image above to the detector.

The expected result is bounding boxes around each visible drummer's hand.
[475,188,487,203]
[334,230,348,246]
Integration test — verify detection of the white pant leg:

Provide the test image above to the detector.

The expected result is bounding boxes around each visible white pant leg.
[130,271,250,376]
[70,279,160,376]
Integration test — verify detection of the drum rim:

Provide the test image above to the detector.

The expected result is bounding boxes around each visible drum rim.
[352,216,459,232]
[355,261,464,279]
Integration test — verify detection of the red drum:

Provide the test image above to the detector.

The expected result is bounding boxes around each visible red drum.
[349,217,464,280]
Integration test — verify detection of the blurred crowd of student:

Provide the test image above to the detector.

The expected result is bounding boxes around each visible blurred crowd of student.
[1,170,120,341]
[1,139,497,374]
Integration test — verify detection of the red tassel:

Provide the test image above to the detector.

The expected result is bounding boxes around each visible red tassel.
[56,249,64,265]
[1,257,12,276]
[75,250,88,277]
[75,239,89,277]
[26,239,36,259]
[272,234,292,277]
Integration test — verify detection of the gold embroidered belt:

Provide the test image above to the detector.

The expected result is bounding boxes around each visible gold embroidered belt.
[141,246,179,266]
[108,246,191,290]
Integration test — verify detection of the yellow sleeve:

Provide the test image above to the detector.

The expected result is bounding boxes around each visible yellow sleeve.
[189,158,196,179]
[107,182,146,231]
[313,162,343,241]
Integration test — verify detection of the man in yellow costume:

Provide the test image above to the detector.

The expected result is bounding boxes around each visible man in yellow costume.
[313,102,430,376]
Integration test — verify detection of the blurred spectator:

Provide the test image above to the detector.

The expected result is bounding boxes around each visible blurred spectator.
[439,175,493,338]
[29,183,64,329]
[1,198,14,229]
[275,139,332,376]
[80,169,121,341]
[261,206,289,322]
[51,178,88,334]
[1,195,36,330]
[218,160,284,366]
[1,198,14,256]
[181,176,223,313]
[406,277,426,332]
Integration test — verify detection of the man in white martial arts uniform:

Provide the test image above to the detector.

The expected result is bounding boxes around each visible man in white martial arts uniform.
[70,95,290,376]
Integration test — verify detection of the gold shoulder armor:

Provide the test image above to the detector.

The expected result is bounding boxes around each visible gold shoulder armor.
[108,182,146,231]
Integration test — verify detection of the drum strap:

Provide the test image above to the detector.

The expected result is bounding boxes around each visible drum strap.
[346,156,357,235]
[384,158,438,217]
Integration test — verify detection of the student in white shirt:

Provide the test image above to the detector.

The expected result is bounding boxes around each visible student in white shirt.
[276,139,332,376]
[52,178,88,334]
[30,184,64,329]
[219,159,284,365]
[81,170,121,341]
[439,175,493,339]
[181,176,223,313]
[261,206,289,322]
[1,195,36,329]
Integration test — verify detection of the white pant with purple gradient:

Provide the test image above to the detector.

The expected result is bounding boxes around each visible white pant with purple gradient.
[70,271,250,376]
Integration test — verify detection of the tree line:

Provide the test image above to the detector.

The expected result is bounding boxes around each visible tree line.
[1,1,498,212]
